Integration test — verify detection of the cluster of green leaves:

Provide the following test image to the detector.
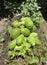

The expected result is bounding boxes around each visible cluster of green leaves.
[28,55,39,65]
[21,0,40,16]
[39,46,47,59]
[7,17,41,63]
[32,11,45,26]
[21,0,45,26]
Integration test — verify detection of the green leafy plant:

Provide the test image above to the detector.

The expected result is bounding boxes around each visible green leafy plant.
[32,11,45,26]
[21,0,40,16]
[39,46,47,58]
[8,27,20,39]
[28,55,39,65]
[16,34,25,46]
[7,17,41,59]
[28,32,41,46]
[8,39,16,50]
[21,17,34,29]
[21,0,45,26]
[21,28,30,36]
[12,20,20,28]
[8,51,16,59]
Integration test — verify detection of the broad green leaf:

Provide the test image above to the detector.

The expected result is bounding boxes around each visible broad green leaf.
[28,32,41,46]
[8,39,16,50]
[16,34,25,46]
[8,27,20,39]
[21,17,34,29]
[29,56,39,64]
[8,51,16,59]
[12,20,20,28]
[21,28,30,36]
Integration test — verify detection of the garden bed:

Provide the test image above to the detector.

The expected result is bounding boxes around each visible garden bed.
[0,16,47,65]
